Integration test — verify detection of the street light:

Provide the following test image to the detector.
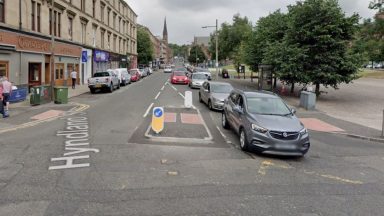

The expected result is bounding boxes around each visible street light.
[202,19,219,80]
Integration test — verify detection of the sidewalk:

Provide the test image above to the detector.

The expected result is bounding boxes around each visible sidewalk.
[0,84,89,132]
[217,75,384,142]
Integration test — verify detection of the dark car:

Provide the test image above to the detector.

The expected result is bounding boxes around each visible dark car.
[222,89,310,156]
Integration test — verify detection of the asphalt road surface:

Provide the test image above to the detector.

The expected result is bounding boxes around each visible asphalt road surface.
[0,71,384,216]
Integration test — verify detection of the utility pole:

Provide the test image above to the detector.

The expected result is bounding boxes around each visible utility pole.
[202,19,219,80]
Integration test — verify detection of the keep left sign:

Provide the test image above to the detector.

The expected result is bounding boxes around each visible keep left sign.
[151,107,164,134]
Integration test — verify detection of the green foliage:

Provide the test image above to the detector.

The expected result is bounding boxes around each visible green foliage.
[188,45,206,64]
[169,43,189,58]
[369,0,384,12]
[209,14,252,61]
[137,28,154,65]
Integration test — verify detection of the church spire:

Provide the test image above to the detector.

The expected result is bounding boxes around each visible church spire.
[163,17,168,43]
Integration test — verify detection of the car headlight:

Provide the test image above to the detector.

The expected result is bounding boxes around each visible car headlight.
[300,128,308,135]
[251,124,268,133]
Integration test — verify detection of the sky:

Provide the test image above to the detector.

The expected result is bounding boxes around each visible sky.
[125,0,376,45]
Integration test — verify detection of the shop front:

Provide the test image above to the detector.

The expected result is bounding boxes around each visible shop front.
[93,49,110,73]
[53,43,82,86]
[81,48,93,84]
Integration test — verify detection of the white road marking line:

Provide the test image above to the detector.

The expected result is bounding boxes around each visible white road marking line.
[160,85,165,91]
[155,92,161,100]
[171,85,177,91]
[178,92,185,99]
[143,103,154,118]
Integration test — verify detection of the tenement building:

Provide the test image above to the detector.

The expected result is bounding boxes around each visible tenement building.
[0,0,137,89]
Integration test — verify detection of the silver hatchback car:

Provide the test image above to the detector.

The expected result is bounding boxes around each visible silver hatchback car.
[189,72,209,89]
[199,81,233,110]
[222,90,310,156]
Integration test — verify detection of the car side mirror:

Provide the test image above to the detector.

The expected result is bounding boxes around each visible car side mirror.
[234,106,244,114]
[291,108,296,114]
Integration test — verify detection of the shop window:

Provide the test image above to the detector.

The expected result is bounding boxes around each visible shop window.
[0,62,8,78]
[55,63,64,79]
[29,63,41,81]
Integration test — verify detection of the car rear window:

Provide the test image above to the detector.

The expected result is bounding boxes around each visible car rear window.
[174,72,185,76]
[94,72,110,77]
[192,74,207,80]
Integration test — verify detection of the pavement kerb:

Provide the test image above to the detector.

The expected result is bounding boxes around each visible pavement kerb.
[331,131,384,144]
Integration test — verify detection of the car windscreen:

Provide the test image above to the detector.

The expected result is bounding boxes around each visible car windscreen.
[192,74,207,80]
[211,84,233,93]
[173,72,185,76]
[247,97,291,115]
[129,70,137,74]
[94,72,110,77]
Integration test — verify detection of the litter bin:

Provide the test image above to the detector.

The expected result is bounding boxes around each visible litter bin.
[30,86,42,105]
[300,91,316,110]
[54,86,68,104]
[9,88,28,103]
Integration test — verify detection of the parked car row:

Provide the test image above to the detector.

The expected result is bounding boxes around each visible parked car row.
[87,67,153,94]
[171,66,311,157]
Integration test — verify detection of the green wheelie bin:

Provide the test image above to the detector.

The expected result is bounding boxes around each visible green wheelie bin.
[54,86,68,104]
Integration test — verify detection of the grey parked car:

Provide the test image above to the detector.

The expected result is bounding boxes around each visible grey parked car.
[199,81,233,110]
[189,72,208,89]
[222,89,310,156]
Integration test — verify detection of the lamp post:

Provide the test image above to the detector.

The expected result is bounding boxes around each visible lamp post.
[202,19,219,80]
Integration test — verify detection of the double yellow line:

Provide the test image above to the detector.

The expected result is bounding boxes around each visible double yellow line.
[0,102,90,134]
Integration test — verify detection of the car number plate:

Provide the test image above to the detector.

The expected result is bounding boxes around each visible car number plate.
[275,144,296,150]
[95,84,102,88]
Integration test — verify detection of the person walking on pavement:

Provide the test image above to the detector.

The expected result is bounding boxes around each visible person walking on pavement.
[2,77,12,115]
[0,81,8,118]
[70,69,77,89]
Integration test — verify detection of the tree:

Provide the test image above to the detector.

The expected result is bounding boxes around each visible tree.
[188,45,206,65]
[169,43,189,59]
[137,27,154,65]
[284,0,360,96]
[209,14,252,62]
[369,0,384,12]
[244,10,288,72]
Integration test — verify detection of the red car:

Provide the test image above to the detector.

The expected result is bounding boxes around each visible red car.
[170,71,189,84]
[129,69,141,82]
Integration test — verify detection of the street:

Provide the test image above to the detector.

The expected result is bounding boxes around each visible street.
[1,71,384,216]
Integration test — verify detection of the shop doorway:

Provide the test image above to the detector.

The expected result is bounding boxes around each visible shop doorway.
[28,62,42,89]
[55,63,65,86]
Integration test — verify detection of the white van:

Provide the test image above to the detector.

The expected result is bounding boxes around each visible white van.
[108,68,131,86]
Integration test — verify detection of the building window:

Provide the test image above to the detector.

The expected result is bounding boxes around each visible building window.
[37,3,41,32]
[118,17,121,32]
[92,25,97,47]
[0,0,4,23]
[0,61,8,78]
[68,16,73,41]
[101,29,105,49]
[107,8,110,26]
[107,33,111,50]
[118,38,121,53]
[55,63,64,80]
[81,0,85,12]
[57,13,61,37]
[54,11,57,36]
[113,13,116,30]
[100,3,105,23]
[113,35,116,52]
[92,0,96,17]
[49,9,52,35]
[31,1,35,31]
[81,21,87,44]
[122,21,125,34]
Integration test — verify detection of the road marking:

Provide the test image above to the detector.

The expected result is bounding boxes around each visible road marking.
[155,92,161,100]
[258,160,291,175]
[143,103,154,118]
[216,126,232,144]
[170,85,177,91]
[303,170,363,184]
[161,85,165,91]
[178,92,185,99]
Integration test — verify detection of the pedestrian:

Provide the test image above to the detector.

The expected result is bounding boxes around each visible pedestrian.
[2,77,12,116]
[70,69,77,89]
[0,81,8,118]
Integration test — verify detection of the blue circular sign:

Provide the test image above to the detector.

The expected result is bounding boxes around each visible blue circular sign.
[154,108,163,117]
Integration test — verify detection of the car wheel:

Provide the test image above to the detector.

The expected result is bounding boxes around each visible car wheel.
[222,112,230,129]
[208,100,213,110]
[239,128,249,151]
[90,88,96,94]
[109,83,114,93]
[199,93,203,103]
